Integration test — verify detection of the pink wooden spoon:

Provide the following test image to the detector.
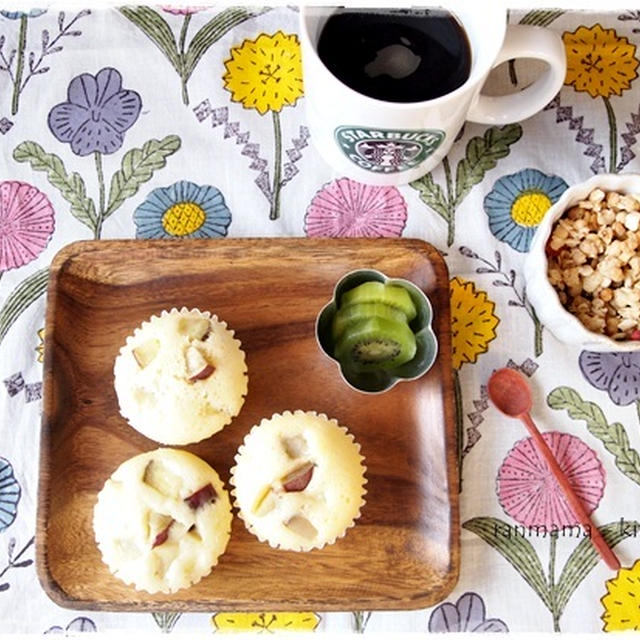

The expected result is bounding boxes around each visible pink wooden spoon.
[487,367,620,571]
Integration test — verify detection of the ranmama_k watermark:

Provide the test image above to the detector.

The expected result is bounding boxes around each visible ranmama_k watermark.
[494,518,639,540]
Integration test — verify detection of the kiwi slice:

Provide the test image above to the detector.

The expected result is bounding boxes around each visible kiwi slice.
[334,316,416,371]
[332,302,408,342]
[340,281,417,321]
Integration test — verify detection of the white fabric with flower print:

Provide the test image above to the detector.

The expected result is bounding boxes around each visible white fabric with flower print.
[1,5,640,635]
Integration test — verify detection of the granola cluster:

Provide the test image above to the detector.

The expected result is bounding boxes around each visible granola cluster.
[546,188,640,341]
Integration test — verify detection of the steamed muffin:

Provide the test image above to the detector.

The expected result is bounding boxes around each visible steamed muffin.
[93,448,233,594]
[114,308,247,445]
[231,411,367,551]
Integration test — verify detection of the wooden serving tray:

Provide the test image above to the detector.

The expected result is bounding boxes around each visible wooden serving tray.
[37,238,459,612]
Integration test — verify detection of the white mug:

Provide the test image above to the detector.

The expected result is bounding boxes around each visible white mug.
[299,4,567,185]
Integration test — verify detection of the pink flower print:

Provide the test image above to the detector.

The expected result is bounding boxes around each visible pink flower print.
[161,6,206,15]
[305,178,407,237]
[0,181,55,271]
[497,432,605,528]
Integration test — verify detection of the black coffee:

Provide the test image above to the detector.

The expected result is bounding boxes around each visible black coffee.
[317,8,471,103]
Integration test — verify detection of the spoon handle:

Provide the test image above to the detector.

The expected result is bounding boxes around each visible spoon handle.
[521,412,621,571]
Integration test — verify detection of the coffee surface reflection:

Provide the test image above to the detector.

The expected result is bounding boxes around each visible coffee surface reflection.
[317,8,472,103]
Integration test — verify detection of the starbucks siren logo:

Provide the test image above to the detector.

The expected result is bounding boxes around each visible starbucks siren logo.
[335,125,445,174]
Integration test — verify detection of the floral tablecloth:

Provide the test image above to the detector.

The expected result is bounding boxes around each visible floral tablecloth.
[2,3,640,635]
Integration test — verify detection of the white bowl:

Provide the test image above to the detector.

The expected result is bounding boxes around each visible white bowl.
[524,173,640,352]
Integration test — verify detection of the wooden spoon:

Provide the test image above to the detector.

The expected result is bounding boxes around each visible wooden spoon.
[487,367,620,571]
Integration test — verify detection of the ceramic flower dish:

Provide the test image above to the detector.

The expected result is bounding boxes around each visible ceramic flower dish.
[316,269,438,393]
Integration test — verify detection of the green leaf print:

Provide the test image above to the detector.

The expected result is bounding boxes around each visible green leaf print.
[183,8,266,79]
[106,135,182,217]
[454,124,523,206]
[352,611,372,633]
[13,141,97,230]
[410,124,522,246]
[120,6,264,105]
[548,387,640,486]
[518,9,565,27]
[463,516,552,609]
[151,612,182,633]
[555,520,640,614]
[0,268,48,344]
[465,515,637,631]
[410,172,449,221]
[118,6,181,72]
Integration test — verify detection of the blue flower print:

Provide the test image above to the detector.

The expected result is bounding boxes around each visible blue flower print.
[484,168,568,253]
[0,9,46,19]
[134,181,232,239]
[0,457,20,532]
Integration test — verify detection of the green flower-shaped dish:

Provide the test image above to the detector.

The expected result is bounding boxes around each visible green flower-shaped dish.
[316,269,438,393]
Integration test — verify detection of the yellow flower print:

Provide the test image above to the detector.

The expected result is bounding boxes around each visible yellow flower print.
[601,559,640,631]
[563,24,639,172]
[450,276,499,490]
[222,31,304,221]
[36,328,45,363]
[223,31,304,115]
[211,611,320,633]
[563,24,639,99]
[450,277,499,370]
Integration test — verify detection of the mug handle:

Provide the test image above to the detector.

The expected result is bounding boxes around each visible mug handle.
[466,24,566,125]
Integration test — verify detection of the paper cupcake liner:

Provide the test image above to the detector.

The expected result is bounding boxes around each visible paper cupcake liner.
[120,307,243,349]
[230,410,368,552]
[93,448,233,594]
[113,307,248,445]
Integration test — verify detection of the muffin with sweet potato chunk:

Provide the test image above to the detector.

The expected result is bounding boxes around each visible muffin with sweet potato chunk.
[114,308,247,445]
[93,448,232,594]
[231,411,367,551]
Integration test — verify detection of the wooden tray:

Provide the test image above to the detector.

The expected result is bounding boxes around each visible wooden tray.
[37,238,459,612]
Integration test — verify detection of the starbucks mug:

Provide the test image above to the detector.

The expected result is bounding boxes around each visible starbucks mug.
[299,4,567,185]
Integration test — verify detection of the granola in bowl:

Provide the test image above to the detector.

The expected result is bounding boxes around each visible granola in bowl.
[547,188,640,339]
[524,174,640,351]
